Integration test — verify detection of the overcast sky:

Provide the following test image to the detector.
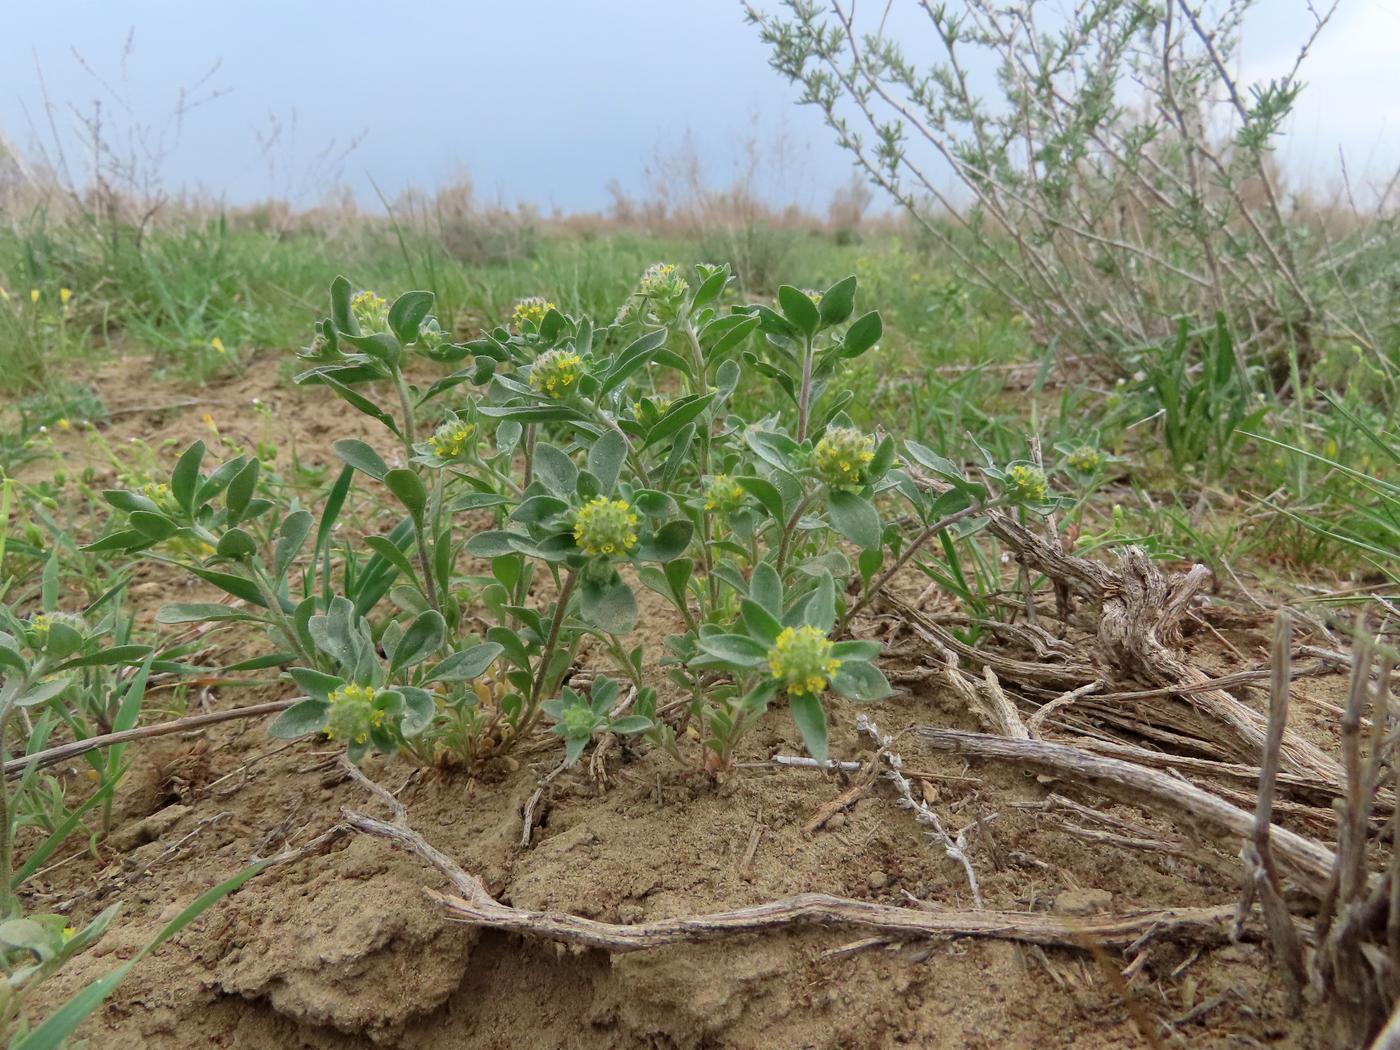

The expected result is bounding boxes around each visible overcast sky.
[3,1,1397,214]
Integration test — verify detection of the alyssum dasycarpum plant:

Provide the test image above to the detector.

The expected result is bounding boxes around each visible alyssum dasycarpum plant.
[91,263,1062,771]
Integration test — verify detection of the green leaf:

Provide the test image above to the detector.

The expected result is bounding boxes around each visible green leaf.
[642,394,715,450]
[330,275,355,333]
[53,645,152,671]
[225,458,261,523]
[384,468,428,516]
[580,575,638,635]
[831,661,891,701]
[532,444,578,497]
[127,512,178,542]
[777,285,820,337]
[364,535,418,586]
[511,494,569,526]
[289,666,342,701]
[388,290,435,344]
[636,519,693,562]
[832,640,881,662]
[600,327,670,395]
[827,490,881,549]
[750,562,783,616]
[428,642,503,683]
[788,692,828,764]
[334,439,388,481]
[268,698,329,739]
[696,633,768,667]
[608,715,654,734]
[171,441,206,513]
[307,373,402,437]
[819,275,857,327]
[274,511,314,579]
[740,599,782,643]
[216,528,258,560]
[840,311,882,357]
[588,429,628,495]
[391,610,446,672]
[735,476,784,522]
[399,687,435,736]
[466,531,522,558]
[804,571,837,633]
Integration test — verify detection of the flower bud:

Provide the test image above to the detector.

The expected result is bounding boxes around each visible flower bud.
[528,350,583,398]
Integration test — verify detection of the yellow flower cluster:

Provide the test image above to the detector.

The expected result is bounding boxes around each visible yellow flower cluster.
[703,474,745,514]
[529,350,583,397]
[1065,447,1103,474]
[813,427,876,488]
[573,497,639,556]
[767,625,841,697]
[1003,464,1049,504]
[512,296,556,329]
[325,683,385,745]
[638,262,687,301]
[428,419,476,460]
[27,611,86,642]
[351,290,389,333]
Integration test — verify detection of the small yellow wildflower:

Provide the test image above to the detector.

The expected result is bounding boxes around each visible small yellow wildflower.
[326,683,379,745]
[573,497,639,557]
[428,419,476,460]
[1065,447,1103,474]
[56,418,70,431]
[30,289,40,304]
[637,262,687,301]
[511,296,555,329]
[767,625,841,697]
[813,427,876,488]
[210,337,226,354]
[350,290,389,333]
[529,349,583,397]
[1003,464,1049,504]
[59,287,72,305]
[703,474,745,514]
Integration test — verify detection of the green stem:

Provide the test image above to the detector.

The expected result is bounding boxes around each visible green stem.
[775,491,817,574]
[796,335,815,443]
[411,512,441,614]
[250,565,315,667]
[524,569,580,725]
[393,371,418,451]
[0,702,16,917]
[840,501,990,633]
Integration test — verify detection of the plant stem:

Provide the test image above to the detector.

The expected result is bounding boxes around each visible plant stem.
[0,703,15,917]
[250,566,315,667]
[796,335,815,443]
[526,569,580,717]
[775,491,817,574]
[411,512,441,614]
[394,371,418,450]
[840,502,989,632]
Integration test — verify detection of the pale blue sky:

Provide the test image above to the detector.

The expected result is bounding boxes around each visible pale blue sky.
[3,1,1397,213]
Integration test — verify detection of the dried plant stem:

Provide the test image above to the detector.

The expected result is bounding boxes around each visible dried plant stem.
[341,758,1239,953]
[1236,610,1306,1011]
[920,728,1336,896]
[859,715,984,908]
[3,698,298,778]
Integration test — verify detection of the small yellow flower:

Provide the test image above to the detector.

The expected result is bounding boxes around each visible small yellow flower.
[767,625,841,697]
[30,289,40,304]
[428,419,476,460]
[529,349,583,398]
[200,413,218,434]
[56,418,71,431]
[61,926,76,940]
[1003,464,1049,504]
[326,683,379,745]
[637,262,687,301]
[573,497,639,557]
[703,474,745,514]
[59,287,72,305]
[1065,448,1103,474]
[210,337,226,354]
[813,427,876,488]
[511,296,555,329]
[350,290,389,333]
